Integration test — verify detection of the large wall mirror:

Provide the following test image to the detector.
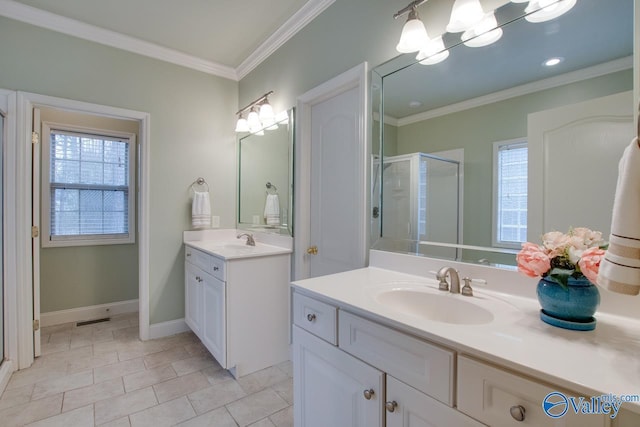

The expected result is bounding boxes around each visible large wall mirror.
[372,0,635,267]
[238,108,295,236]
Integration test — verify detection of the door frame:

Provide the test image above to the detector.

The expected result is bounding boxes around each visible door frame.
[294,62,369,280]
[15,92,151,368]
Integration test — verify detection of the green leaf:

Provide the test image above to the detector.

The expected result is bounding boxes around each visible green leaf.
[548,268,575,290]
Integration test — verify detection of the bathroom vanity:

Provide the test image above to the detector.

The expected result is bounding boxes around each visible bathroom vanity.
[292,251,640,427]
[184,229,292,378]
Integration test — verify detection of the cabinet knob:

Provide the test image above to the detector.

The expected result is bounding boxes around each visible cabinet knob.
[213,266,219,271]
[510,405,526,422]
[195,276,203,283]
[385,401,397,413]
[307,313,317,322]
[307,246,318,255]
[363,389,375,400]
[186,253,191,257]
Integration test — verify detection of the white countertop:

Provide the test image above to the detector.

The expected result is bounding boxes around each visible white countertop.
[292,266,640,412]
[183,228,292,260]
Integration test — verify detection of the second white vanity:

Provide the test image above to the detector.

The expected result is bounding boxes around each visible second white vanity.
[184,229,292,378]
[292,250,640,427]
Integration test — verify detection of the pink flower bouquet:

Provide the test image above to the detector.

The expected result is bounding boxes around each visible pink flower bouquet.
[516,227,608,288]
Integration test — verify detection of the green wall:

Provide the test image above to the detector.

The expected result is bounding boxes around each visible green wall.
[0,17,238,324]
[395,69,633,249]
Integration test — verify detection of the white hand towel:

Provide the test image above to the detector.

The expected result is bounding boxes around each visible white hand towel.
[192,191,211,229]
[264,194,280,226]
[598,137,640,295]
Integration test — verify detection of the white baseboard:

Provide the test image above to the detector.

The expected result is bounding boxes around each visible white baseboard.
[147,318,190,340]
[0,360,16,395]
[40,299,139,327]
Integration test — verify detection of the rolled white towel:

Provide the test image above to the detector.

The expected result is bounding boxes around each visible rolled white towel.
[598,137,640,295]
[192,191,211,229]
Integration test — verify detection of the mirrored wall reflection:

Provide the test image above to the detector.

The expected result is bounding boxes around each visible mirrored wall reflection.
[372,0,634,268]
[237,108,294,236]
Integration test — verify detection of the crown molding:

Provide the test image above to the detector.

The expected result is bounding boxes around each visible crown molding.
[396,56,634,127]
[236,0,336,80]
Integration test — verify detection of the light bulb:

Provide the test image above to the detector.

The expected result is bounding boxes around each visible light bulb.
[462,12,503,47]
[446,0,485,33]
[235,116,249,132]
[416,36,449,65]
[259,101,275,122]
[396,8,430,53]
[525,0,576,23]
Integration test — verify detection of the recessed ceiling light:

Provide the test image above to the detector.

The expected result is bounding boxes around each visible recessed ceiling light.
[543,57,563,67]
[409,101,423,108]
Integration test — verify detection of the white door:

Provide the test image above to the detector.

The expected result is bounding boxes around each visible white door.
[293,326,384,427]
[386,376,483,427]
[528,91,634,240]
[295,63,369,280]
[184,263,204,337]
[202,273,226,368]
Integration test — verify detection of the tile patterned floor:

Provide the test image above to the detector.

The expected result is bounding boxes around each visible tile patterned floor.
[0,313,293,426]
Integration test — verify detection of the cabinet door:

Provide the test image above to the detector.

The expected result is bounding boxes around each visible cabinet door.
[185,263,204,337]
[202,273,226,368]
[386,376,485,427]
[293,326,384,427]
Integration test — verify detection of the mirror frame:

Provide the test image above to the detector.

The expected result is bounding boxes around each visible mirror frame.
[237,108,295,236]
[371,0,635,268]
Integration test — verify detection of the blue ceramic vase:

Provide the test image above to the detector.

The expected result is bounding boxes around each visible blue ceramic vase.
[536,276,600,328]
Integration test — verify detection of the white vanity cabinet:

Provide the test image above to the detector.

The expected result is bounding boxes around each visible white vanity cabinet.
[292,291,484,427]
[185,244,290,378]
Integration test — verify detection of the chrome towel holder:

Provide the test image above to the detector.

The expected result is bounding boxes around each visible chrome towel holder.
[266,182,278,194]
[190,177,209,193]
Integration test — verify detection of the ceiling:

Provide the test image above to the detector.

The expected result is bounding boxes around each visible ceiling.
[2,0,332,80]
[380,0,633,121]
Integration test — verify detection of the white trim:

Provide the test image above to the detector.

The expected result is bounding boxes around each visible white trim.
[395,56,634,126]
[40,299,139,327]
[236,0,336,79]
[15,92,151,368]
[0,359,15,396]
[148,318,190,340]
[294,62,368,280]
[0,0,336,81]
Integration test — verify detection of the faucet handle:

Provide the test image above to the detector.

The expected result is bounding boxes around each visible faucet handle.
[430,270,449,292]
[461,277,487,297]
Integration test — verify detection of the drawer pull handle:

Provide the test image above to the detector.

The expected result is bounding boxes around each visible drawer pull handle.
[307,313,317,322]
[385,401,397,413]
[213,266,219,271]
[510,405,526,422]
[363,389,375,400]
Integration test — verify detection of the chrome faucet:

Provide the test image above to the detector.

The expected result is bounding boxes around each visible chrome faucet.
[237,233,256,246]
[437,267,460,294]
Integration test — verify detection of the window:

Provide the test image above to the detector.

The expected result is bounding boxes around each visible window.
[42,123,135,247]
[493,140,527,249]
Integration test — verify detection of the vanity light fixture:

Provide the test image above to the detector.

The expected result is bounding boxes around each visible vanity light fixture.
[446,0,485,33]
[235,90,276,134]
[462,11,503,47]
[525,0,576,23]
[394,1,430,53]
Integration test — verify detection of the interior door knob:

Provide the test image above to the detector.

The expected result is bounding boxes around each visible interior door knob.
[307,246,318,255]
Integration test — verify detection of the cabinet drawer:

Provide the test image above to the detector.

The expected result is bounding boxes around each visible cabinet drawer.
[185,245,225,281]
[293,292,338,345]
[339,311,454,406]
[457,356,606,427]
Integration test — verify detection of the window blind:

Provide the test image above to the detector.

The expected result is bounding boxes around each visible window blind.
[496,143,527,245]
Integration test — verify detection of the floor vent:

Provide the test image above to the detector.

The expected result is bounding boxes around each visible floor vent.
[76,317,110,327]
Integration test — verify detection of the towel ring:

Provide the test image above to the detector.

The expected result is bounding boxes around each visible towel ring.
[266,182,278,194]
[190,177,209,193]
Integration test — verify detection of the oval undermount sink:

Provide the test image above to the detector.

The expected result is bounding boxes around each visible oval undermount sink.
[223,243,255,250]
[374,288,495,325]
